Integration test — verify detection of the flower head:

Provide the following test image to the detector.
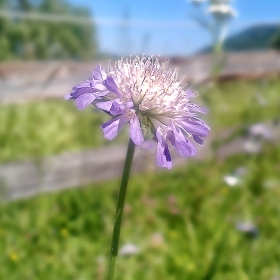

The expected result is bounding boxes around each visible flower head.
[119,243,139,256]
[208,4,237,17]
[65,56,210,169]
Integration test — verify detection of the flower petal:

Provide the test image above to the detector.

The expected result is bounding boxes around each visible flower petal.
[156,128,173,169]
[188,104,209,114]
[130,116,144,145]
[187,117,211,130]
[187,139,197,156]
[64,93,73,100]
[95,100,115,112]
[94,83,108,92]
[168,126,192,157]
[71,88,96,98]
[193,135,204,145]
[101,115,129,140]
[75,94,96,110]
[101,117,120,140]
[110,101,125,115]
[186,89,195,99]
[104,76,123,97]
[95,100,125,116]
[180,119,210,137]
[92,66,106,81]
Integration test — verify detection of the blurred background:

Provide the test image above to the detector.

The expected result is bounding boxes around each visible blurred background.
[0,0,280,279]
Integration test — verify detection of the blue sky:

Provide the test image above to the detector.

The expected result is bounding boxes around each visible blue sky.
[70,0,280,56]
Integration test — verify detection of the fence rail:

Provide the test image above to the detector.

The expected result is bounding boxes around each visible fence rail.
[1,51,280,105]
[0,143,208,200]
[1,120,280,201]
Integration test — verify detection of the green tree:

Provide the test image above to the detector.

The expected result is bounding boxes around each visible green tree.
[271,29,280,50]
[0,0,97,60]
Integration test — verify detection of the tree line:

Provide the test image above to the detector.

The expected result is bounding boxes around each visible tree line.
[0,0,97,60]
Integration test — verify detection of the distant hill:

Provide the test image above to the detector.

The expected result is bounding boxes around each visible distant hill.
[201,24,280,52]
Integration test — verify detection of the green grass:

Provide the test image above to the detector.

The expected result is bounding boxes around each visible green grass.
[0,78,279,163]
[0,144,280,280]
[199,78,280,131]
[0,100,125,163]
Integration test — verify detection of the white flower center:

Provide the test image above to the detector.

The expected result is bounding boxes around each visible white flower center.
[109,56,191,122]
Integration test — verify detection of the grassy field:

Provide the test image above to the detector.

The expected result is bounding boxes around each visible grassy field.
[0,78,279,163]
[0,100,125,163]
[198,78,280,130]
[0,143,280,280]
[0,78,280,279]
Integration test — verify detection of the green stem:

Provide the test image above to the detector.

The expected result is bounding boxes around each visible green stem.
[108,138,135,280]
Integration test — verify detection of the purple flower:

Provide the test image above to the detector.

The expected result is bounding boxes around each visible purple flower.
[65,56,210,169]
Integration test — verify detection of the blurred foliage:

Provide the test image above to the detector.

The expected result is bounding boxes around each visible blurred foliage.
[202,24,280,53]
[0,76,280,279]
[271,28,280,50]
[190,0,236,63]
[0,0,97,60]
[0,78,279,163]
[0,143,280,279]
[0,100,127,163]
[198,78,280,131]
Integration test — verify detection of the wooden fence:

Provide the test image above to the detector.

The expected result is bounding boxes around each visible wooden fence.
[0,51,280,104]
[0,142,209,200]
[1,120,279,200]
